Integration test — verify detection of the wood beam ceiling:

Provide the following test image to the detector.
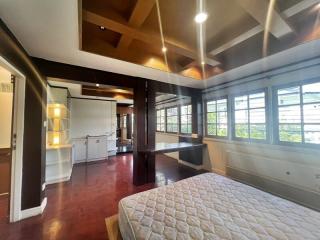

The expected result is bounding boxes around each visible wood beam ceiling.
[117,0,156,50]
[209,0,317,56]
[234,0,294,38]
[82,10,220,67]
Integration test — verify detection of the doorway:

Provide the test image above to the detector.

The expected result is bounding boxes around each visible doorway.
[0,66,14,221]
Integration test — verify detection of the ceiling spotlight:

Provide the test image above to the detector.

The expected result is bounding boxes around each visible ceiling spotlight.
[96,83,100,87]
[194,12,208,23]
[99,26,106,30]
[201,61,205,65]
[161,46,167,53]
[316,3,320,9]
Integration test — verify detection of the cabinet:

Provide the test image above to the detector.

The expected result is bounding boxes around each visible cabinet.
[46,86,72,184]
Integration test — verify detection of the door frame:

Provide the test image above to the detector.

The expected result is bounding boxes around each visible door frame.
[0,56,26,222]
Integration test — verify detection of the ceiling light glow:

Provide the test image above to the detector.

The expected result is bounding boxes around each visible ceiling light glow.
[194,12,208,23]
[201,61,205,65]
[161,46,167,53]
[96,83,100,87]
[99,26,106,30]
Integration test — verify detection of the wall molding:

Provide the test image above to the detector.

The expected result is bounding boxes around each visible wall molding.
[20,197,47,220]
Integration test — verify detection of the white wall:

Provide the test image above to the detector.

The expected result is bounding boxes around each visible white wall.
[0,67,13,148]
[203,57,320,194]
[70,98,115,138]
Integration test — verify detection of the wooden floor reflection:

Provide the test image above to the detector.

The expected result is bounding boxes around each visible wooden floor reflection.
[0,154,206,240]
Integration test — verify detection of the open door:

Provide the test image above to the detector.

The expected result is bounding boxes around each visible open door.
[0,68,15,221]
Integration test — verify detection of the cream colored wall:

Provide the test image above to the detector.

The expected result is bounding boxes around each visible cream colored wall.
[202,58,320,194]
[203,138,320,193]
[0,67,13,148]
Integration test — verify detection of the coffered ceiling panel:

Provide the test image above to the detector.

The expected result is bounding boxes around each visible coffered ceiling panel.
[80,0,320,80]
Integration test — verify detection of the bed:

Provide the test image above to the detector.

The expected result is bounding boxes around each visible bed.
[118,173,320,240]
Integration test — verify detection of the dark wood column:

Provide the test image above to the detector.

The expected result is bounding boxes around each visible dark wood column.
[132,80,156,185]
[192,93,203,137]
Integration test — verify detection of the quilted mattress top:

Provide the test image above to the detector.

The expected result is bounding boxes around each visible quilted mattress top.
[119,173,320,240]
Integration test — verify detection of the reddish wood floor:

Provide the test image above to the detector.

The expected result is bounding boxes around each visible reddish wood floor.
[0,154,206,240]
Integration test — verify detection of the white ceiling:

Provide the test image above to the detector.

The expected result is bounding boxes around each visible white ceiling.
[1,0,320,89]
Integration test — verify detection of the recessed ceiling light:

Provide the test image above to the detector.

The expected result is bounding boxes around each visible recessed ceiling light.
[316,3,320,9]
[162,46,167,53]
[99,26,106,31]
[194,12,208,23]
[96,83,100,87]
[201,61,205,65]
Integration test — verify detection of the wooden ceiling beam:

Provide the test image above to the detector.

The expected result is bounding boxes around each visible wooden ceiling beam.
[82,10,220,67]
[234,0,294,38]
[209,0,316,56]
[117,0,156,50]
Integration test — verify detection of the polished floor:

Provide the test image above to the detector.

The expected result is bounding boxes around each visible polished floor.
[0,154,206,240]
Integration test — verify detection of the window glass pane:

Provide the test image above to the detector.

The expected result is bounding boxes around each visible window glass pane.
[235,95,248,110]
[303,82,320,103]
[207,101,216,112]
[217,124,227,136]
[235,124,249,138]
[278,86,300,106]
[278,105,301,123]
[187,105,192,114]
[235,110,248,123]
[249,92,265,108]
[303,103,320,123]
[207,112,216,123]
[304,125,320,144]
[181,106,187,115]
[217,99,227,111]
[181,115,187,124]
[250,124,266,140]
[279,124,302,142]
[207,124,216,135]
[217,112,227,124]
[249,109,265,123]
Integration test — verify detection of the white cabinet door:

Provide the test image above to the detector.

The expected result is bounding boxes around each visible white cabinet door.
[88,136,108,160]
[73,139,87,162]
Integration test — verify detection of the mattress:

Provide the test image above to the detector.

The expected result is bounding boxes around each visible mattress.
[118,173,320,240]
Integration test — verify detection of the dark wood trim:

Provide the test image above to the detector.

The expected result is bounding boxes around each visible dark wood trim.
[0,19,46,210]
[82,87,133,99]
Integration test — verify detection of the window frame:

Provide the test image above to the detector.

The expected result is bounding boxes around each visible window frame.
[156,108,166,132]
[165,106,179,134]
[231,88,269,143]
[179,104,192,135]
[205,96,229,139]
[273,78,320,148]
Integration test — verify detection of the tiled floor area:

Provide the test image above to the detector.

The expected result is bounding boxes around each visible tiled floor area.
[0,154,206,240]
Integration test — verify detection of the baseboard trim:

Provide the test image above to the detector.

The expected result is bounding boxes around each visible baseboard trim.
[20,197,47,220]
[227,166,320,211]
[178,160,203,170]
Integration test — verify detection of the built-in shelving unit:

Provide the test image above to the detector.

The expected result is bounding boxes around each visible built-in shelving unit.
[46,87,73,184]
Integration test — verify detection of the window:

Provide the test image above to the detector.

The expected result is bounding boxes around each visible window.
[276,82,320,145]
[156,109,165,132]
[206,98,228,137]
[180,105,192,134]
[166,107,178,133]
[234,91,267,141]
